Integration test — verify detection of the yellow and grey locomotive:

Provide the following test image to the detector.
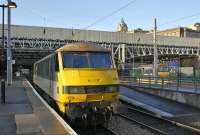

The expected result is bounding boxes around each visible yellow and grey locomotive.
[33,42,119,124]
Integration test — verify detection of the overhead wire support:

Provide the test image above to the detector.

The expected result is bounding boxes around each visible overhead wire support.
[153,18,158,78]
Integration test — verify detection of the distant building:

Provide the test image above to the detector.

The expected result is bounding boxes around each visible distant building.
[116,19,200,38]
[117,18,128,32]
[157,27,185,37]
[188,23,200,31]
[157,23,200,38]
[129,28,149,34]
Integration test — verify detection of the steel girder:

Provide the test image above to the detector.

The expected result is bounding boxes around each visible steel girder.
[0,37,199,66]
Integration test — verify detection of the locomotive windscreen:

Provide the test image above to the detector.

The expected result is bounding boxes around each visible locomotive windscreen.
[63,52,112,68]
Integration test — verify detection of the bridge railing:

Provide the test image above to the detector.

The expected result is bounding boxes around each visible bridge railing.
[119,71,200,93]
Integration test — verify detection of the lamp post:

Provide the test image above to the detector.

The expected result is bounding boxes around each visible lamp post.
[1,4,5,103]
[0,1,17,103]
[7,0,17,85]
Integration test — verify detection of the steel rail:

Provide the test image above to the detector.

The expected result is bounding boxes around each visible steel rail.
[105,127,120,135]
[127,106,200,134]
[118,113,169,135]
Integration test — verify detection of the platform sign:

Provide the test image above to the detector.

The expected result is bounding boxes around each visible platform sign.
[167,60,179,68]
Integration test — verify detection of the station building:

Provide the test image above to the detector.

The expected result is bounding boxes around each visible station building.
[157,23,200,38]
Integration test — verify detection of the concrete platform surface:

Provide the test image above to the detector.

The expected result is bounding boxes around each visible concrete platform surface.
[0,114,16,135]
[120,86,200,117]
[24,80,72,135]
[0,78,72,135]
[0,80,32,115]
[15,114,42,134]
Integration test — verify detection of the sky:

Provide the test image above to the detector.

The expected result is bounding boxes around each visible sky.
[1,0,200,32]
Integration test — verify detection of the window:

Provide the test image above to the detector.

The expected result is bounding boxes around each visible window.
[63,52,112,68]
[55,54,59,71]
[63,53,89,68]
[89,53,111,68]
[73,54,89,68]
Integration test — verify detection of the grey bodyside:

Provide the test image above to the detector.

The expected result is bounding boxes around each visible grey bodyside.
[33,54,58,99]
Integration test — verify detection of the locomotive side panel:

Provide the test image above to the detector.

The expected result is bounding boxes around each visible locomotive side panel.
[34,54,58,98]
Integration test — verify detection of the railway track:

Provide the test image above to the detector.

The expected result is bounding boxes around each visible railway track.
[74,126,118,135]
[170,114,200,129]
[118,105,200,135]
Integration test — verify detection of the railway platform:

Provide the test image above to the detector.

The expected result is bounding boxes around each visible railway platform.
[0,77,76,135]
[120,86,200,118]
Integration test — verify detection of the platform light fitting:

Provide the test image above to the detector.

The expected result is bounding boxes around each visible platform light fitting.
[0,1,17,8]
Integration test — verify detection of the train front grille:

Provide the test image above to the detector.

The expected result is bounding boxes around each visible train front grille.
[86,94,104,101]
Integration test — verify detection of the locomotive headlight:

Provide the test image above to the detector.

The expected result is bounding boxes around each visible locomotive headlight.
[63,86,85,94]
[105,85,119,92]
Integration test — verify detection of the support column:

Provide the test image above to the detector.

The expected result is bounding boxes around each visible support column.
[7,0,12,85]
[118,45,121,69]
[121,44,126,70]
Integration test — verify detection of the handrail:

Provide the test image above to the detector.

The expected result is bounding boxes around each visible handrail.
[120,75,200,93]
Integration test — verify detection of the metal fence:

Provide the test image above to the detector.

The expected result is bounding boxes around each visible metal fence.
[119,71,200,93]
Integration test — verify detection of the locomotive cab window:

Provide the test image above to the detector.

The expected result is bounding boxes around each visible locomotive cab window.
[63,52,112,68]
[55,54,59,71]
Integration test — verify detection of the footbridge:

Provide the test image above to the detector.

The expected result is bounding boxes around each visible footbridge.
[2,25,200,66]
